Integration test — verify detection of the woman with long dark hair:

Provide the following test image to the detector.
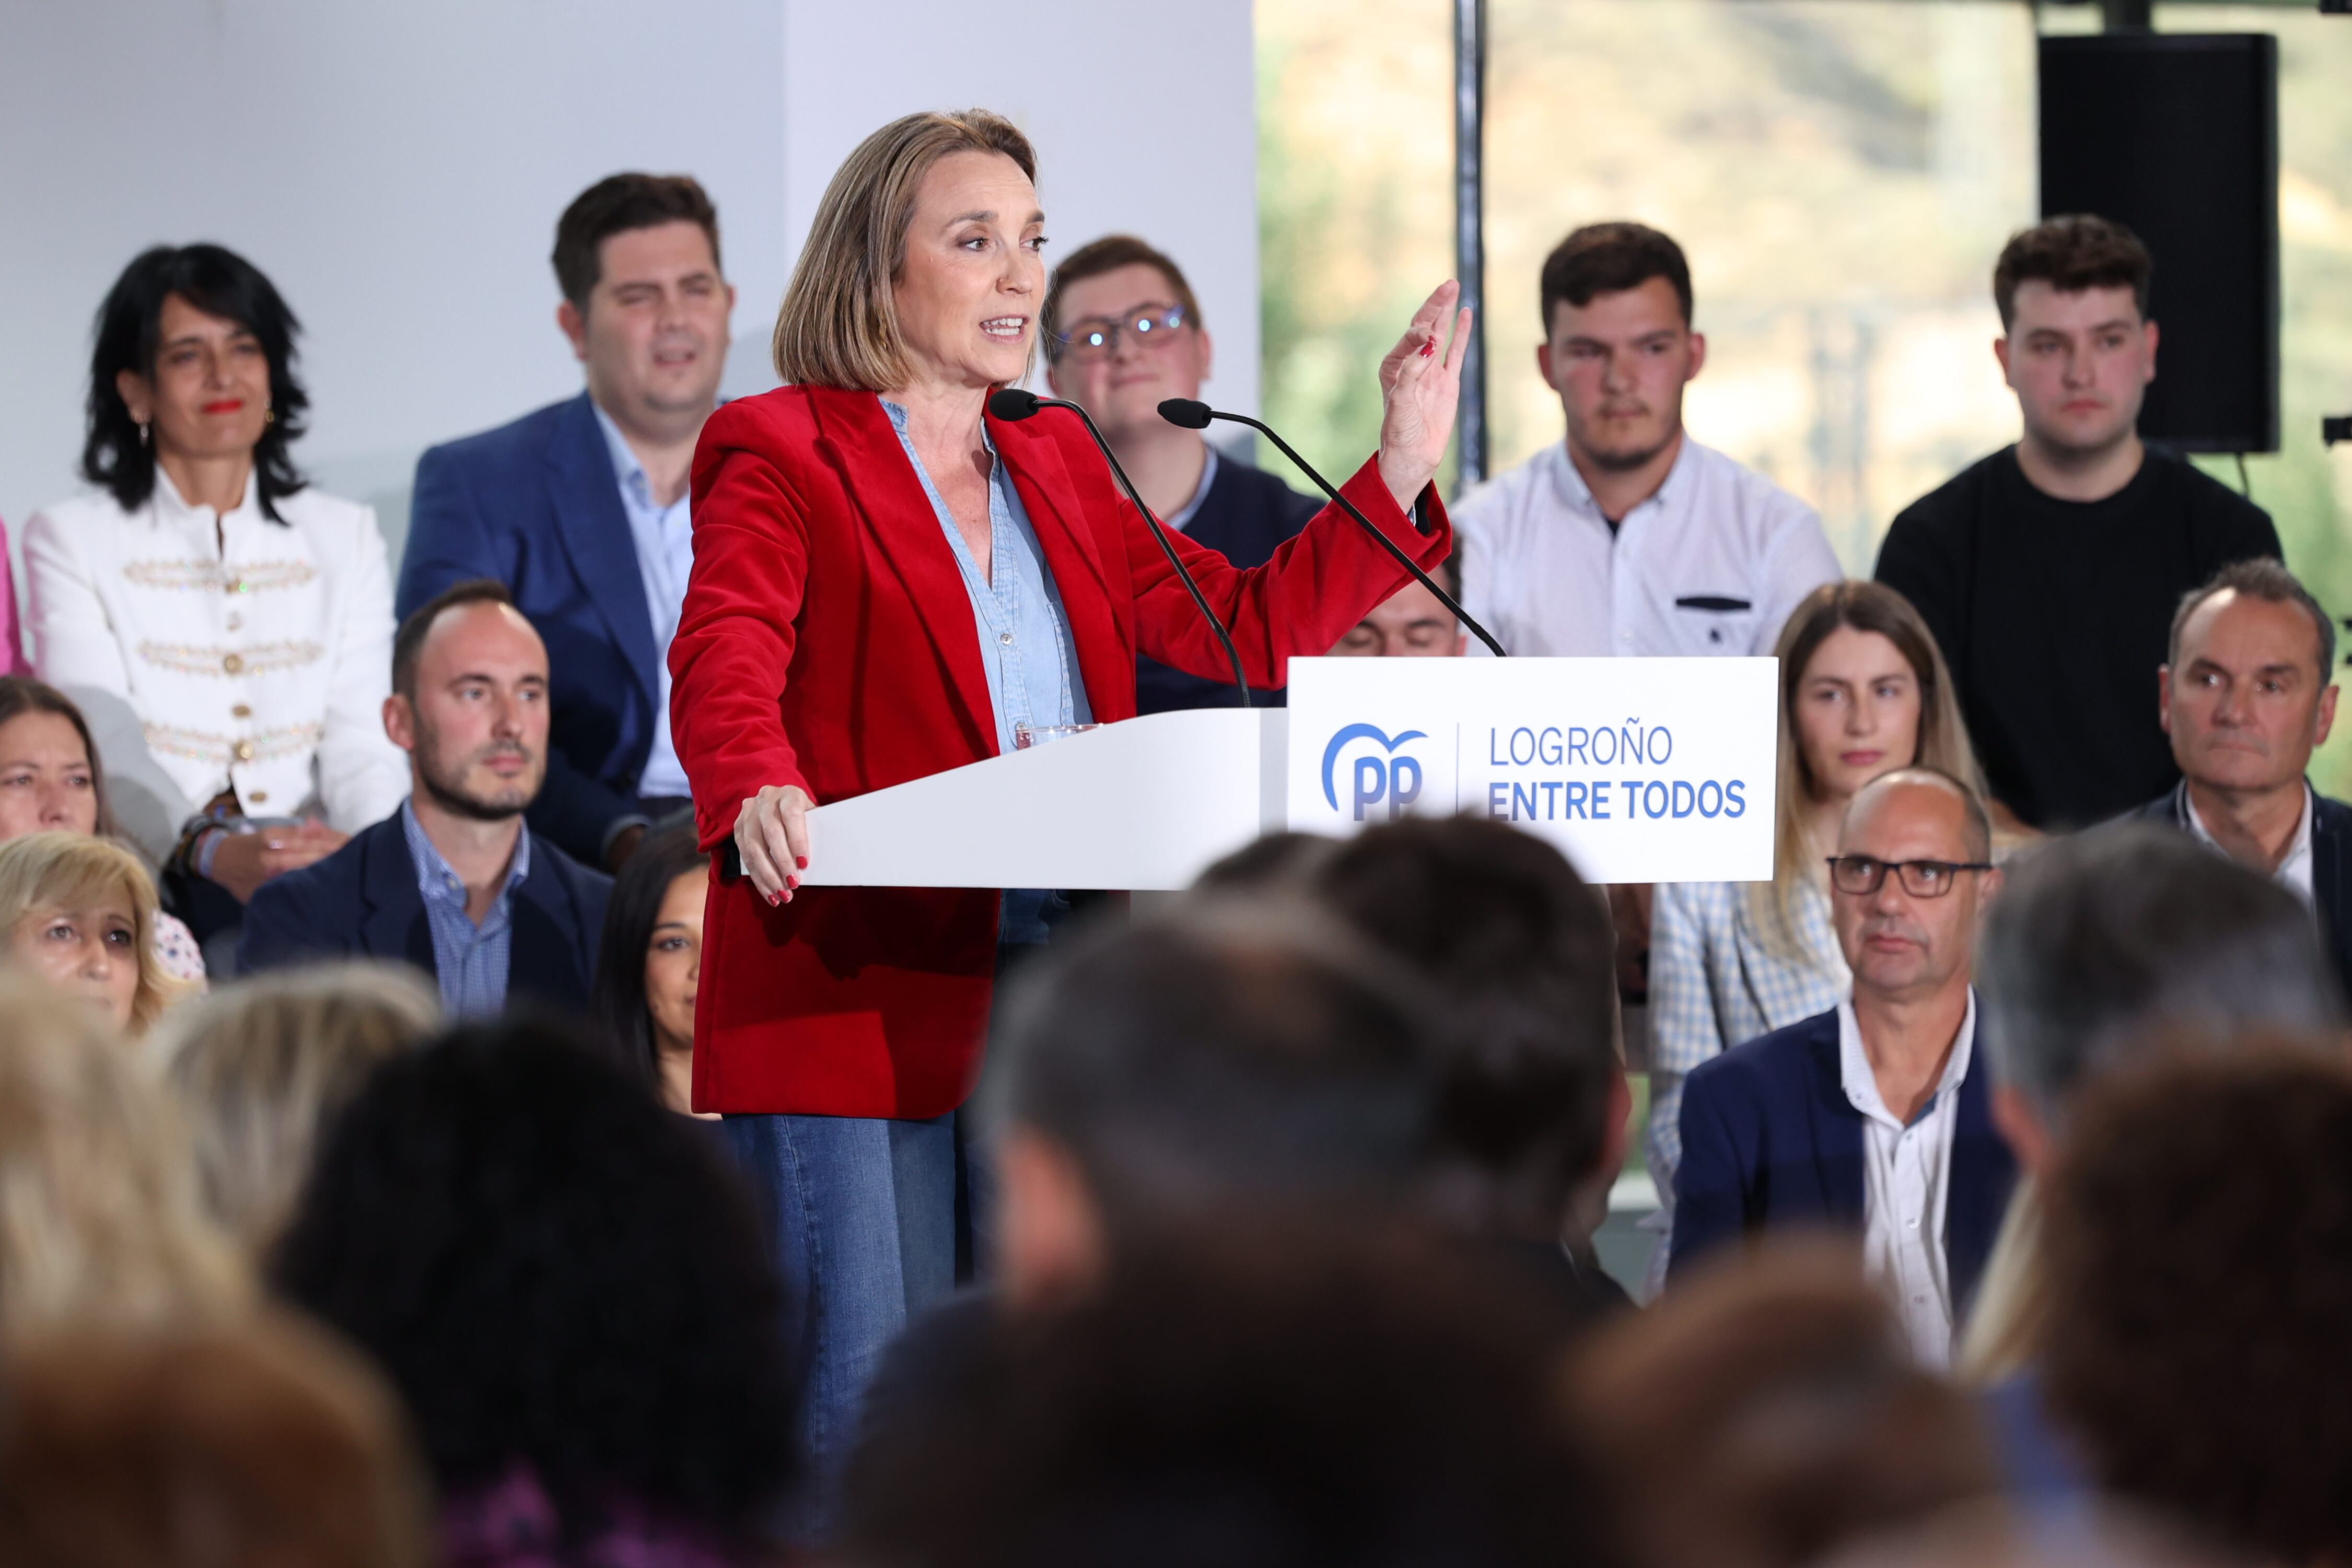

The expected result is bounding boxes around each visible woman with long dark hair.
[23,244,408,951]
[591,818,712,1117]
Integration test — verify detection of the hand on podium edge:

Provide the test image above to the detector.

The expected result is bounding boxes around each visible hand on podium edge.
[736,783,812,905]
[1376,279,1472,511]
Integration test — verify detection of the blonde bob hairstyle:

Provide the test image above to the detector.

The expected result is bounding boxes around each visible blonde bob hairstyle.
[1748,582,1986,963]
[0,971,248,1334]
[155,962,443,1256]
[0,832,192,1035]
[773,108,1039,391]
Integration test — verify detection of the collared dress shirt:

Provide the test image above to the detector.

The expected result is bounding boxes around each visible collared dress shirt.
[24,469,410,828]
[2184,782,2315,908]
[881,398,1091,943]
[1454,437,1842,658]
[1838,988,1977,1368]
[590,404,694,801]
[401,798,531,1019]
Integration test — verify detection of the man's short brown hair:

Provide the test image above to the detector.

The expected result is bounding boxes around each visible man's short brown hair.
[552,174,723,315]
[1042,234,1202,360]
[1539,221,1692,331]
[1992,213,2151,331]
[2170,556,2333,686]
[392,579,515,700]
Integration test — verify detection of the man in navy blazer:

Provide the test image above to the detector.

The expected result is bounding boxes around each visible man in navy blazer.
[240,581,610,1015]
[1671,767,2016,1365]
[400,174,733,869]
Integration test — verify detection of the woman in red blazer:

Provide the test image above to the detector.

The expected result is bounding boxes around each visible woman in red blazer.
[668,108,1465,1522]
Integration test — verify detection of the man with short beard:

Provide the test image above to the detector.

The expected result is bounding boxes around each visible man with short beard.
[1876,215,2280,832]
[1454,221,1840,661]
[236,580,611,1016]
[401,174,735,872]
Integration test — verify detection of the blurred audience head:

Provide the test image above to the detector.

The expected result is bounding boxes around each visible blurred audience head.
[988,899,1439,1305]
[1330,554,1466,658]
[1042,234,1210,441]
[272,1019,796,1546]
[1829,768,1998,1005]
[0,832,189,1034]
[2162,557,2337,800]
[552,173,730,434]
[0,678,117,841]
[0,972,246,1333]
[1190,829,1340,893]
[1567,1243,1998,1568]
[1311,815,1621,1248]
[1537,220,1699,471]
[386,579,550,821]
[590,818,711,1117]
[1992,215,2156,463]
[81,242,310,520]
[839,1222,1599,1568]
[1977,823,2340,1167]
[0,1312,432,1568]
[2040,1042,2352,1564]
[154,961,440,1256]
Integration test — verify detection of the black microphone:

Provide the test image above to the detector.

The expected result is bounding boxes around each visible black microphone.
[989,388,1252,708]
[1158,397,1506,658]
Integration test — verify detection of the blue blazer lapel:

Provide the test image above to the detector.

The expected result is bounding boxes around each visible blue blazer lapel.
[1949,1040,2021,1313]
[356,818,436,975]
[545,393,662,708]
[1805,1019,1868,1227]
[510,858,586,1006]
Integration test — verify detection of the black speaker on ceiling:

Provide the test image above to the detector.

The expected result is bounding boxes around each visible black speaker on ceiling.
[2037,33,2279,453]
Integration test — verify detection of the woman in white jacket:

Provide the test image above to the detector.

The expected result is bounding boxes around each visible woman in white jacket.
[24,244,407,946]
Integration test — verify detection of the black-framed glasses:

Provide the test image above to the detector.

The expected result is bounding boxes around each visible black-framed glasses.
[1051,302,1188,362]
[1825,856,1993,898]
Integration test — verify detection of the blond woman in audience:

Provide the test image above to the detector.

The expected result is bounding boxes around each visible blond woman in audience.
[155,962,441,1255]
[1645,582,1986,1286]
[0,833,195,1036]
[0,972,246,1332]
[0,676,204,983]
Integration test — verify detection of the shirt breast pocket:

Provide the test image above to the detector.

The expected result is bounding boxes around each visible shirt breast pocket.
[1673,594,1756,653]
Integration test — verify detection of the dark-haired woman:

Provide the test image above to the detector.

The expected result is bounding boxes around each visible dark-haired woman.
[592,818,714,1118]
[273,1021,799,1567]
[23,244,407,947]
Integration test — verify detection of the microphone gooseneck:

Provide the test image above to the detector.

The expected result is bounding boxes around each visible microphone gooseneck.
[1157,399,1506,659]
[1000,393,1252,709]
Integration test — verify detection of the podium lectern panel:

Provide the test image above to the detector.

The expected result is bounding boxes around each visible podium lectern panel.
[796,658,1777,890]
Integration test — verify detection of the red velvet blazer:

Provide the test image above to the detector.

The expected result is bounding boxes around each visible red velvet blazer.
[671,383,1450,1119]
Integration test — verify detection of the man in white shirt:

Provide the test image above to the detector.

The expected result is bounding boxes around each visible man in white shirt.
[2131,558,2352,998]
[1456,221,1841,659]
[1669,768,2017,1366]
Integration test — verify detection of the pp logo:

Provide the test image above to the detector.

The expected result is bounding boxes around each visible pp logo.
[1321,723,1426,822]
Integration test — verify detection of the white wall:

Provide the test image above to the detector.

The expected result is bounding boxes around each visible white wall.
[0,0,1260,576]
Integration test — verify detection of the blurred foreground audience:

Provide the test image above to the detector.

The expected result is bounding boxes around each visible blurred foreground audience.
[154,961,441,1256]
[591,816,712,1116]
[272,1021,798,1567]
[0,972,246,1332]
[1569,1243,1997,1568]
[0,1312,432,1568]
[2041,1044,2352,1565]
[841,1224,1602,1568]
[0,832,194,1035]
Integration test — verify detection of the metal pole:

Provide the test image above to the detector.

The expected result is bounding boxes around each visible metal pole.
[1453,0,1488,492]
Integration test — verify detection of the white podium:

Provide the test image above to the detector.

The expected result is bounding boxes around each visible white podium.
[797,657,1780,890]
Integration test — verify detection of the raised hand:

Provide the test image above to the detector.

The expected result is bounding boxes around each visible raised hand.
[1375,280,1472,510]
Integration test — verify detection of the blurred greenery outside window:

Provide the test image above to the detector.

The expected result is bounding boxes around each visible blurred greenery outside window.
[1257,0,2352,791]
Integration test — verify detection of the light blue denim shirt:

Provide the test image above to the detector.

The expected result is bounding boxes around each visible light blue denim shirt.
[590,401,695,800]
[881,397,1091,942]
[400,798,532,1019]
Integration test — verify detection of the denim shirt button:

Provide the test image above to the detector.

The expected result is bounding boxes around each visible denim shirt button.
[998,630,1015,646]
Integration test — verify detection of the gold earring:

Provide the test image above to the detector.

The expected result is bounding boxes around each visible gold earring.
[263,405,275,426]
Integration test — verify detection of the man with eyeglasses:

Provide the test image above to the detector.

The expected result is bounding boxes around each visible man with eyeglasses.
[1667,767,2017,1367]
[1042,236,1320,713]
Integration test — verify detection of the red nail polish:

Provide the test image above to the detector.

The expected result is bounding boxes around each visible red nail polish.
[796,856,808,870]
[766,891,781,908]
[786,876,798,890]
[1419,338,1436,358]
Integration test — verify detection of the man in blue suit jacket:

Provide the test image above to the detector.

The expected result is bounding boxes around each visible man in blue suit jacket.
[400,173,732,868]
[240,580,610,1015]
[1671,768,2016,1365]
